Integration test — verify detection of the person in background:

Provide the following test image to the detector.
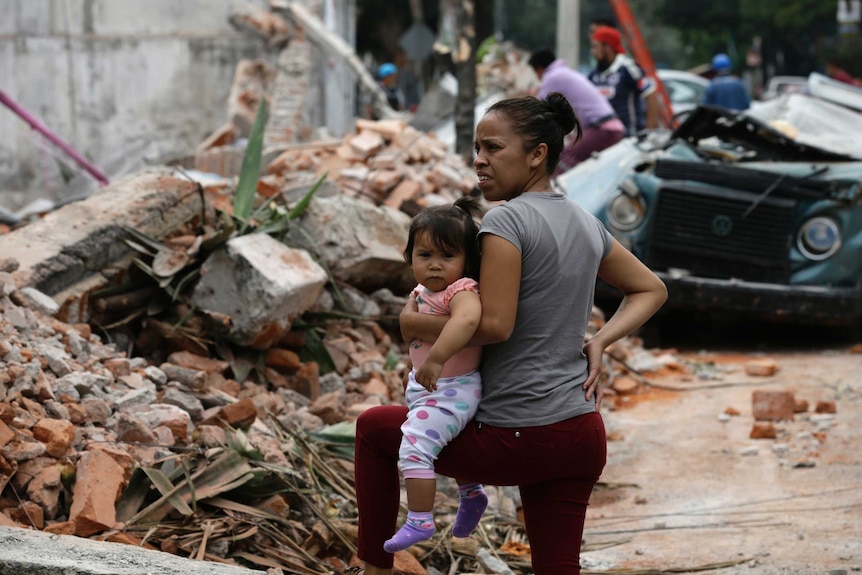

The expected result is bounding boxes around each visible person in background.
[384,197,487,553]
[378,63,406,111]
[589,25,659,135]
[351,92,668,575]
[704,53,751,111]
[528,48,624,175]
[365,62,406,119]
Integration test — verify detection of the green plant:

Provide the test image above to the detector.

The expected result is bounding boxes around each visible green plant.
[108,97,331,370]
[233,99,268,232]
[120,99,325,302]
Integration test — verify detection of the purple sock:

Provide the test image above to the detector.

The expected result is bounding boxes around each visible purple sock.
[383,511,435,553]
[452,483,488,537]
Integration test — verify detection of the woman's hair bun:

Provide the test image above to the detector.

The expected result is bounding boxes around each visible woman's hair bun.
[545,92,577,136]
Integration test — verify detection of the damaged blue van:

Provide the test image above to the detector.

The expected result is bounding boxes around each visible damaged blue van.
[558,82,862,327]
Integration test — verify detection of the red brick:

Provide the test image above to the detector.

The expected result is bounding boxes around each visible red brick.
[69,450,125,537]
[752,390,795,421]
[750,422,777,439]
[815,401,836,414]
[32,418,75,458]
[745,358,778,377]
[265,348,302,371]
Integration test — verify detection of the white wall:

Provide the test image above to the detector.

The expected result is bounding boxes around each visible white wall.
[0,0,270,211]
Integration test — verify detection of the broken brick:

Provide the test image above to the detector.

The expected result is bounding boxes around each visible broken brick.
[200,397,257,429]
[815,401,836,414]
[750,422,777,439]
[69,449,125,537]
[265,347,302,371]
[745,358,778,377]
[32,418,75,458]
[752,390,795,422]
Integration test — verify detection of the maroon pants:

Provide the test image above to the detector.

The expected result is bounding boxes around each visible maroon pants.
[354,406,607,574]
[554,126,625,176]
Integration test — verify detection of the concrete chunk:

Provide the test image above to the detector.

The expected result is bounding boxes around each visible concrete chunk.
[0,525,264,574]
[286,195,413,293]
[17,287,60,316]
[191,234,327,348]
[0,169,204,323]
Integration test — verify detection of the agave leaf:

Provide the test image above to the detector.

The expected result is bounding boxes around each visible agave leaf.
[131,258,159,281]
[309,421,357,444]
[115,468,150,523]
[147,294,170,316]
[289,172,327,220]
[255,220,291,237]
[233,99,268,229]
[172,267,201,301]
[157,274,174,290]
[200,214,236,252]
[151,248,190,278]
[185,235,203,258]
[122,238,157,257]
[125,451,255,525]
[298,327,337,374]
[250,197,278,222]
[142,467,194,516]
[121,225,169,252]
[254,208,291,236]
[132,258,175,293]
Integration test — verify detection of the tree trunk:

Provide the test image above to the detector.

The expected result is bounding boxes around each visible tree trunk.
[453,0,477,167]
[475,0,495,49]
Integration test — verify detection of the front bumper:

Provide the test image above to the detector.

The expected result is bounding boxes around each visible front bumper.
[598,273,862,326]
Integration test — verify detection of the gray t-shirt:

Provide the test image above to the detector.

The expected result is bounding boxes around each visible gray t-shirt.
[476,191,613,427]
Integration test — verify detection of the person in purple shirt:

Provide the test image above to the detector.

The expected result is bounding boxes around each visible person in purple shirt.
[528,48,625,176]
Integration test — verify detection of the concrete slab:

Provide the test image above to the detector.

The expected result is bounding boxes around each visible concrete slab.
[0,526,264,575]
[0,167,204,322]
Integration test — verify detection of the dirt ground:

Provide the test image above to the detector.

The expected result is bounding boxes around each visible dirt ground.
[580,323,862,575]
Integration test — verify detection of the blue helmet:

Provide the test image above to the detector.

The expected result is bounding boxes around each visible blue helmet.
[378,62,397,79]
[712,53,732,72]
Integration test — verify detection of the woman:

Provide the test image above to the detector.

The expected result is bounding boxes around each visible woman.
[353,93,668,574]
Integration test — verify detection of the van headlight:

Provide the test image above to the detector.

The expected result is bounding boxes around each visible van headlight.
[797,217,841,260]
[607,193,646,231]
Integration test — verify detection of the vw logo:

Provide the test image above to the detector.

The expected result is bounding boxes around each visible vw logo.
[711,215,733,237]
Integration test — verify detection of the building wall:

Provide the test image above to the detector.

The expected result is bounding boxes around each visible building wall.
[0,0,355,212]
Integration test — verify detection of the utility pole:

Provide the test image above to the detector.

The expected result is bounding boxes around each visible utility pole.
[557,0,580,68]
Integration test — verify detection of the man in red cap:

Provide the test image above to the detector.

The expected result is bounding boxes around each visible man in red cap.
[588,25,659,136]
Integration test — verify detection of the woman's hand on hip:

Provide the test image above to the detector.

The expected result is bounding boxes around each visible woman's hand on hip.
[582,337,605,411]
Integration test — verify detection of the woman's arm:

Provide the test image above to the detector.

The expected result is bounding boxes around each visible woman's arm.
[399,233,521,346]
[474,234,521,344]
[583,239,668,407]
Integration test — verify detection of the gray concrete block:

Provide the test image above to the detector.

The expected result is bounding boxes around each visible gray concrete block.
[286,194,414,294]
[0,168,203,302]
[191,233,328,348]
[0,525,264,574]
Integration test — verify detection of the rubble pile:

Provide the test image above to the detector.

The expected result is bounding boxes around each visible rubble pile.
[0,247,669,574]
[0,254,404,571]
[194,115,480,221]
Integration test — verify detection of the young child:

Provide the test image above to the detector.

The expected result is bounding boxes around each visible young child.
[383,196,488,553]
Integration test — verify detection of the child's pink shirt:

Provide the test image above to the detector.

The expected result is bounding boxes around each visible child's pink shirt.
[409,278,481,378]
